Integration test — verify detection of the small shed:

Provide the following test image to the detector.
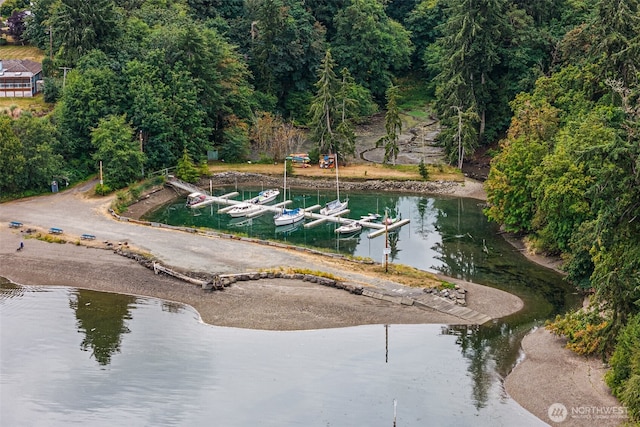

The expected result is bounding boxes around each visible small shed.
[0,59,43,97]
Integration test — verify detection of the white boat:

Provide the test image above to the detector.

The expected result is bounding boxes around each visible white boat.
[320,154,348,215]
[321,199,348,216]
[227,202,264,217]
[360,213,382,222]
[248,189,280,205]
[335,221,362,235]
[186,192,208,208]
[274,208,305,226]
[274,157,306,226]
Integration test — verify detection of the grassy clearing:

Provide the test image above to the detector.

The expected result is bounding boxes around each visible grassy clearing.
[209,162,462,182]
[370,263,443,288]
[0,93,53,116]
[0,45,45,61]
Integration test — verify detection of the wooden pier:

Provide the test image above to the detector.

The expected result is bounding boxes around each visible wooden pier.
[166,178,410,238]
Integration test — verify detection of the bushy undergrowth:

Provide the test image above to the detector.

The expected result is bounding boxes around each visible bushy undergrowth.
[606,314,640,422]
[545,308,608,355]
[110,176,165,214]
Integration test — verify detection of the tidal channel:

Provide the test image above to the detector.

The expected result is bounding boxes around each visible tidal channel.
[1,188,581,426]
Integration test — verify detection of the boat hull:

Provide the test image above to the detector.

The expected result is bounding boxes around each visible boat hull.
[335,222,362,235]
[228,203,263,217]
[248,189,280,205]
[320,199,348,216]
[274,209,305,226]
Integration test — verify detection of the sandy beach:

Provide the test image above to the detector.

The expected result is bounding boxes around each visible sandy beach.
[0,177,625,425]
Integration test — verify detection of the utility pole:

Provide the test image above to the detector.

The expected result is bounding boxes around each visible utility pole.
[49,25,53,61]
[385,217,389,273]
[59,67,72,89]
[139,130,144,177]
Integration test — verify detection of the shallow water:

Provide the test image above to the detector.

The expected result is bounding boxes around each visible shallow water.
[1,190,580,426]
[1,283,545,426]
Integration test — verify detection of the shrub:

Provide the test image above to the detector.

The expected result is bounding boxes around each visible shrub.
[621,375,640,422]
[545,308,608,355]
[286,159,294,177]
[418,159,429,180]
[95,183,112,196]
[256,154,274,164]
[606,314,640,422]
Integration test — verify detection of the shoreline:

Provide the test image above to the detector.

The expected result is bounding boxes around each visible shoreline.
[0,235,521,330]
[0,176,623,425]
[0,177,518,330]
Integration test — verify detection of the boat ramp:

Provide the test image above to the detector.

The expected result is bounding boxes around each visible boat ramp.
[166,178,410,239]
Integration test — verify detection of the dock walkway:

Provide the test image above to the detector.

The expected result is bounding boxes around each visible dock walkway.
[166,177,410,238]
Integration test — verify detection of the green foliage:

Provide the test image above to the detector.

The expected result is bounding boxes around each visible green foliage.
[91,114,144,190]
[0,114,63,197]
[485,93,558,232]
[0,116,26,195]
[0,0,29,18]
[247,0,325,113]
[50,0,119,65]
[606,314,640,422]
[219,118,249,162]
[418,159,429,180]
[11,113,63,193]
[94,183,112,196]
[331,0,413,100]
[175,148,200,183]
[546,308,609,356]
[256,154,274,164]
[308,147,320,165]
[377,85,402,165]
[308,50,356,158]
[43,77,61,103]
[285,159,294,177]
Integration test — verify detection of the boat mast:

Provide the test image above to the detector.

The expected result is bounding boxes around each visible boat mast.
[335,152,340,201]
[283,158,287,203]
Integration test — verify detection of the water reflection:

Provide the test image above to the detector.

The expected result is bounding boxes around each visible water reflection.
[69,289,136,365]
[442,322,532,410]
[1,284,546,426]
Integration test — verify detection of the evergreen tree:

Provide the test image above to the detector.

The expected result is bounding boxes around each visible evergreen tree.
[50,0,119,64]
[91,114,144,189]
[377,85,402,165]
[434,0,508,162]
[308,50,356,159]
[332,0,413,100]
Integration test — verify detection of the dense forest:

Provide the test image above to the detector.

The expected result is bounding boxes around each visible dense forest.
[0,0,638,419]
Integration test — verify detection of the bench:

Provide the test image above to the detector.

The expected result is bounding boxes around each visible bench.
[9,221,23,228]
[81,234,96,240]
[49,227,63,234]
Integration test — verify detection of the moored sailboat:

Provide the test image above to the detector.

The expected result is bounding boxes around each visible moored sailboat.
[320,153,348,216]
[274,157,306,226]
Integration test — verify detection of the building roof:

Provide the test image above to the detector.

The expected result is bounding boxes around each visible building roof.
[0,59,42,77]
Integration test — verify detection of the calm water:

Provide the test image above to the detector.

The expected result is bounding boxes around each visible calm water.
[1,283,544,426]
[1,190,580,426]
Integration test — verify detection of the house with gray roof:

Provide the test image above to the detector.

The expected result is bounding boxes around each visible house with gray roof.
[0,59,43,97]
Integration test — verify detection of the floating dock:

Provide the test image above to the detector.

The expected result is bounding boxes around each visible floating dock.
[166,178,410,239]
